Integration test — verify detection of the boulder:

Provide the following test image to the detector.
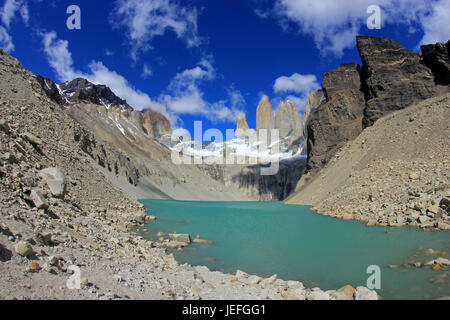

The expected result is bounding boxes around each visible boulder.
[34,232,52,246]
[236,270,249,282]
[30,189,48,210]
[192,238,213,245]
[165,241,189,249]
[355,286,378,300]
[22,132,43,148]
[439,198,450,211]
[308,291,331,300]
[39,167,66,198]
[14,241,32,257]
[246,275,263,285]
[426,257,450,266]
[285,288,307,300]
[427,205,441,215]
[338,285,356,300]
[168,233,191,244]
[260,274,278,287]
[331,291,352,300]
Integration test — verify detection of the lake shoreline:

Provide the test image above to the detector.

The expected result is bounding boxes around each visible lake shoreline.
[137,200,450,300]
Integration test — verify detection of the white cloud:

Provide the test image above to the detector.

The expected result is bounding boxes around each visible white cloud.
[19,3,28,25]
[259,0,450,57]
[1,0,28,27]
[0,0,29,51]
[274,73,320,95]
[41,31,78,81]
[162,59,244,123]
[141,63,153,79]
[419,0,450,45]
[0,25,13,51]
[111,0,201,60]
[273,73,320,113]
[41,31,243,128]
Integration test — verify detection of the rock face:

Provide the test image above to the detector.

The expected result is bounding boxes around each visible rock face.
[357,36,437,127]
[140,109,172,138]
[303,90,325,125]
[421,40,450,86]
[36,76,65,105]
[275,100,304,142]
[256,96,275,132]
[306,63,365,174]
[236,115,249,131]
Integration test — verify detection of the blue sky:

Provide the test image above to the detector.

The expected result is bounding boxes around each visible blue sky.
[1,0,449,137]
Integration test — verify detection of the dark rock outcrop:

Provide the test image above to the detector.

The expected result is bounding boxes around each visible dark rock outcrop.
[357,36,436,127]
[304,89,325,125]
[306,63,365,173]
[303,36,446,178]
[420,40,450,86]
[36,76,64,105]
[59,78,133,110]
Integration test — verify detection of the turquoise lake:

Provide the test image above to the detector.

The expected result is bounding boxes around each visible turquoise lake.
[138,200,450,300]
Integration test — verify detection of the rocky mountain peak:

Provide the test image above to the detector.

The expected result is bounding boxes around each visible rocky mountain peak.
[256,95,274,131]
[275,100,304,141]
[236,115,249,131]
[59,78,133,110]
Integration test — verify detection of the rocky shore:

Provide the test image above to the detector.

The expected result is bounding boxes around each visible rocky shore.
[289,94,450,231]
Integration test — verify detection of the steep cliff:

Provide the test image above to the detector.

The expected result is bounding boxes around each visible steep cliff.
[303,89,325,125]
[306,63,365,175]
[275,100,304,152]
[358,36,437,127]
[302,36,447,182]
[420,40,450,86]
